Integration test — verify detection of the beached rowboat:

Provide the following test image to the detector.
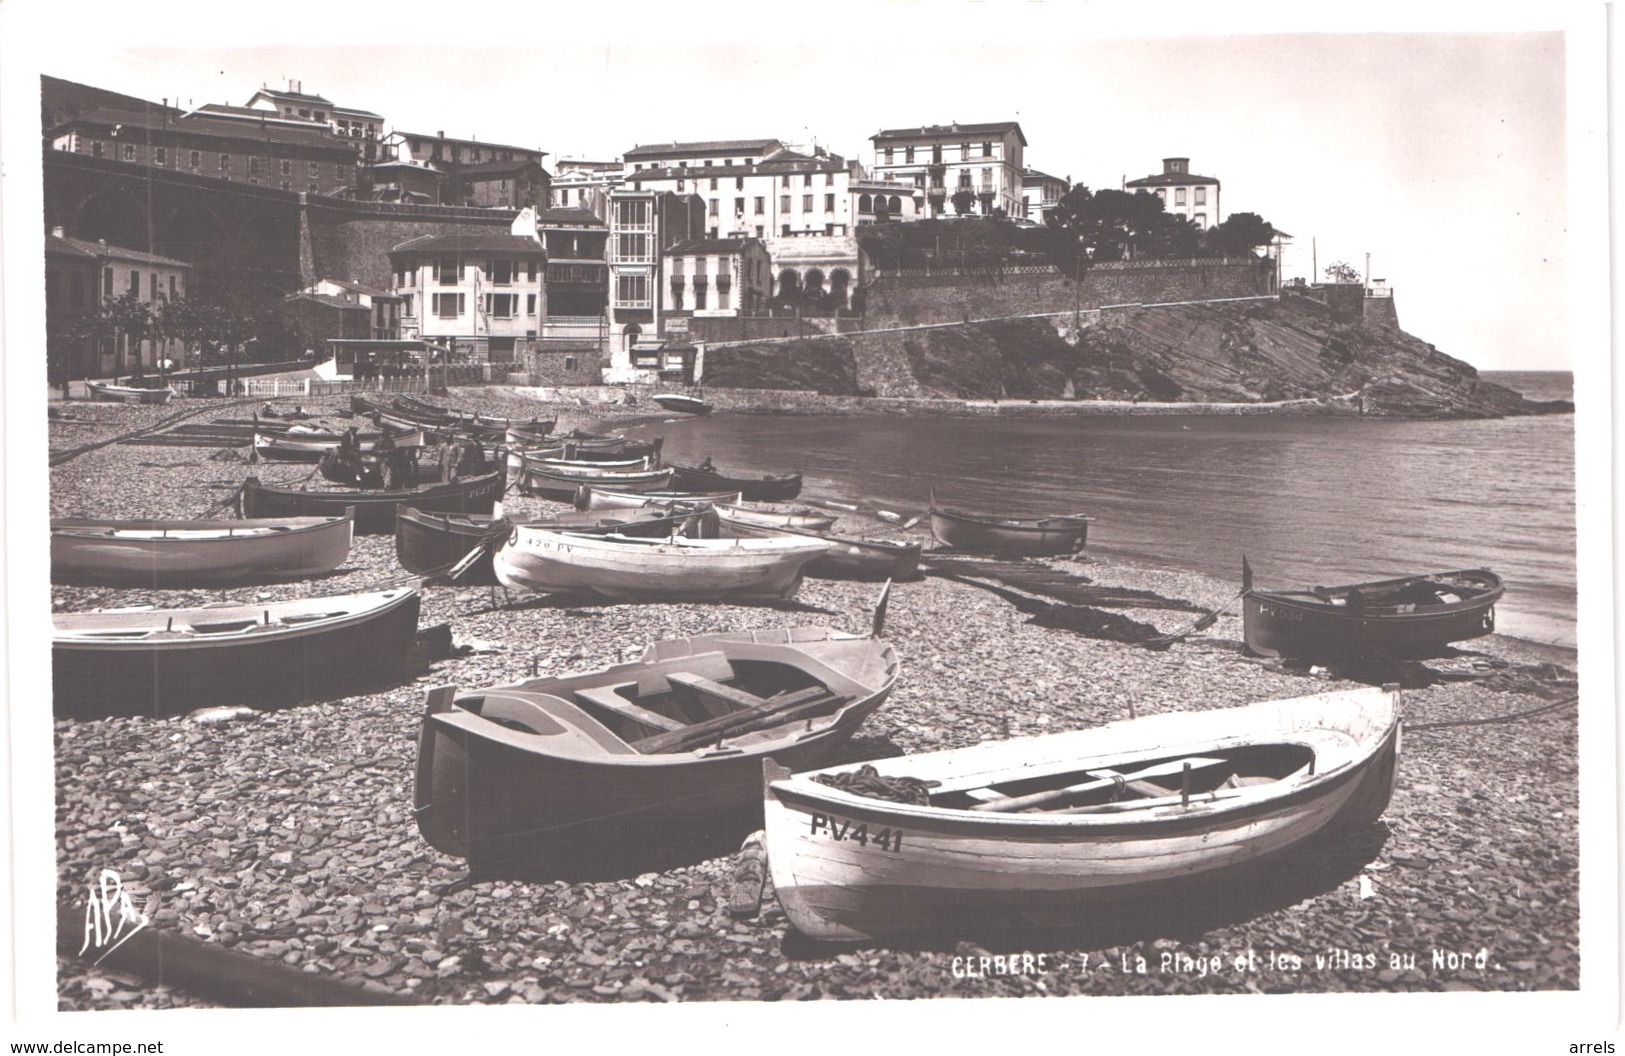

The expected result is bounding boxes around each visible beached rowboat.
[52,586,421,717]
[669,463,803,502]
[51,510,353,586]
[493,526,828,600]
[762,685,1401,941]
[239,470,505,534]
[1241,562,1504,660]
[252,428,426,462]
[574,486,742,512]
[714,503,837,533]
[652,393,713,415]
[414,621,899,864]
[723,520,923,582]
[394,506,705,583]
[518,462,675,502]
[87,381,176,405]
[928,500,1092,557]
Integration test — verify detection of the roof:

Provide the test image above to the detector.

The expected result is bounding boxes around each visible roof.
[286,291,368,311]
[366,160,445,177]
[665,237,761,255]
[318,278,393,297]
[533,206,606,227]
[623,138,782,160]
[872,121,1026,146]
[623,152,848,182]
[392,130,547,157]
[1022,167,1068,185]
[388,233,547,256]
[50,106,350,152]
[1125,170,1220,188]
[249,87,335,106]
[330,105,384,120]
[48,233,192,268]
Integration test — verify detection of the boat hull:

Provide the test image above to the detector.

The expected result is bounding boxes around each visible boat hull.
[670,465,802,502]
[576,487,741,512]
[725,521,923,581]
[413,627,899,865]
[763,687,1399,941]
[239,470,505,534]
[1243,589,1500,660]
[653,394,712,415]
[493,527,826,600]
[52,587,421,717]
[88,382,175,405]
[51,512,353,586]
[929,508,1090,557]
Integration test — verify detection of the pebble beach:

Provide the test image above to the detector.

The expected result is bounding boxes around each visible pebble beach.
[41,388,1582,1009]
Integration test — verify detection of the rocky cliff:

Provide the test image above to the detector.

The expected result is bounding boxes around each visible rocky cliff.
[703,292,1567,417]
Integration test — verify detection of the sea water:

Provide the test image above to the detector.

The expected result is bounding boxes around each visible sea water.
[632,372,1577,647]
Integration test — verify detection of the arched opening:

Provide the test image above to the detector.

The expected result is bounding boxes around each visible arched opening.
[776,269,801,309]
[858,193,873,213]
[801,268,826,311]
[75,191,149,253]
[889,195,903,214]
[828,268,851,311]
[156,201,228,294]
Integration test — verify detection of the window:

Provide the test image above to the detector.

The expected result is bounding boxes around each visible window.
[677,178,685,191]
[249,158,262,178]
[103,268,113,296]
[803,173,812,187]
[485,293,517,318]
[755,225,764,237]
[564,356,578,371]
[781,224,790,236]
[781,174,789,187]
[1194,187,1206,205]
[824,194,834,212]
[168,275,177,299]
[932,145,941,163]
[437,258,460,284]
[91,141,103,157]
[779,194,790,213]
[129,270,139,295]
[615,233,650,261]
[905,147,915,163]
[616,273,649,306]
[150,273,157,300]
[709,178,718,190]
[155,147,166,166]
[960,143,969,161]
[526,294,536,315]
[190,150,201,168]
[754,196,764,214]
[282,159,292,176]
[734,197,745,216]
[736,177,744,190]
[615,198,651,226]
[704,159,713,167]
[1193,214,1207,228]
[433,292,465,318]
[709,199,718,217]
[122,143,135,161]
[717,286,730,310]
[693,285,706,310]
[219,153,230,171]
[402,294,413,317]
[527,260,538,281]
[884,147,894,163]
[281,181,291,192]
[489,259,515,285]
[1175,188,1187,206]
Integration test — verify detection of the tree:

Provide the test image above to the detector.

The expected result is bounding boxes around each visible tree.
[74,293,153,379]
[1046,185,1165,265]
[1137,212,1204,259]
[951,189,976,216]
[1323,261,1362,284]
[1205,212,1278,257]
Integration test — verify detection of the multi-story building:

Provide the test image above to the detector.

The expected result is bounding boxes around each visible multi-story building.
[388,210,548,365]
[48,106,361,194]
[1124,157,1221,229]
[869,121,1026,219]
[622,138,784,175]
[850,173,925,226]
[241,81,387,161]
[550,159,623,214]
[45,230,192,379]
[1020,168,1069,224]
[605,190,707,380]
[384,130,551,209]
[663,237,773,318]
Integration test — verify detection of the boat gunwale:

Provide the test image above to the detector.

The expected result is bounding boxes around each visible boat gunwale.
[52,586,419,650]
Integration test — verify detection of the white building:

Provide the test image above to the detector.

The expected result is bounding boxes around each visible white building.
[868,121,1026,218]
[1123,157,1221,229]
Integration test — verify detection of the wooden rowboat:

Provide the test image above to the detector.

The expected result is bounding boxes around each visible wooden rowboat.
[723,520,923,582]
[928,500,1092,557]
[763,685,1401,942]
[51,510,353,586]
[714,503,836,533]
[518,462,674,502]
[652,393,713,415]
[1241,561,1504,660]
[239,470,505,534]
[87,381,176,405]
[493,527,828,600]
[414,620,899,865]
[52,586,421,717]
[394,506,705,583]
[670,463,803,502]
[252,428,425,462]
[575,486,742,512]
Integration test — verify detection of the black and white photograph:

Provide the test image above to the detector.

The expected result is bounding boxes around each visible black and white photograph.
[3,1,1615,1051]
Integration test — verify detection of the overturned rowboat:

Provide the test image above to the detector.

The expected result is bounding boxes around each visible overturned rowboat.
[928,497,1092,557]
[763,685,1401,942]
[414,619,899,865]
[87,380,175,405]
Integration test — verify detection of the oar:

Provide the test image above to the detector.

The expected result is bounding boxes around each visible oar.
[1141,557,1253,649]
[970,756,1228,813]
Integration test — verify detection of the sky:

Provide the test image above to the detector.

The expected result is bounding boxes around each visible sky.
[4,2,1602,372]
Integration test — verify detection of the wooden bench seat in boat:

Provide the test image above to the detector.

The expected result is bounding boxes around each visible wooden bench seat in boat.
[572,685,686,734]
[664,671,776,717]
[472,692,638,756]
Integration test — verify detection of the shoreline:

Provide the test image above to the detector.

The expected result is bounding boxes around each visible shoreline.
[44,390,1581,1007]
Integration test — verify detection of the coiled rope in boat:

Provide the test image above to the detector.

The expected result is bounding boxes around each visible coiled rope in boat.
[812,764,938,805]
